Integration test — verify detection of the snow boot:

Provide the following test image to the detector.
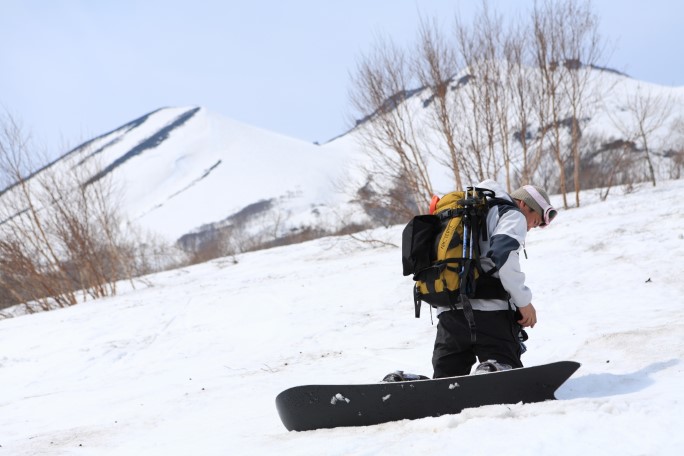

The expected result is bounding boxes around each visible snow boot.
[473,359,513,375]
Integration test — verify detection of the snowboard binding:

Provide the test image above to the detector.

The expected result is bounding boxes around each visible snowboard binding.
[381,370,430,382]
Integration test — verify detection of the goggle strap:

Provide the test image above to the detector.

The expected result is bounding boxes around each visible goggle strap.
[523,185,555,226]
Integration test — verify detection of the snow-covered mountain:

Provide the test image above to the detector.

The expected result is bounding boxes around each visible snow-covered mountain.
[3,66,683,252]
[339,64,684,195]
[37,106,364,244]
[1,65,684,454]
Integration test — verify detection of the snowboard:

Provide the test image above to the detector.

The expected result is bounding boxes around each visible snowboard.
[276,360,580,431]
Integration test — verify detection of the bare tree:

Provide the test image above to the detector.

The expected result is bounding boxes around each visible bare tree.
[578,136,638,200]
[0,115,75,309]
[530,0,608,206]
[608,85,674,187]
[556,0,604,206]
[532,0,572,207]
[455,10,501,184]
[348,0,636,215]
[350,35,434,218]
[477,5,518,190]
[504,20,546,185]
[414,17,464,190]
[666,117,684,179]
[0,112,135,312]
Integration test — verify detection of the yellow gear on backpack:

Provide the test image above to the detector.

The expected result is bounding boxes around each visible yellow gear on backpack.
[412,189,489,308]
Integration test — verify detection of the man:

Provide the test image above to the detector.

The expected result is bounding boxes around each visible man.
[432,179,556,378]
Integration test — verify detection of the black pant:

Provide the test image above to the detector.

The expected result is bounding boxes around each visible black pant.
[432,309,523,378]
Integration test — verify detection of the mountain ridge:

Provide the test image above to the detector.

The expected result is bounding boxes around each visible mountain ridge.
[3,66,683,254]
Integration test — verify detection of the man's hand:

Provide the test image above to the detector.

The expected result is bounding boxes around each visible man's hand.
[517,303,537,328]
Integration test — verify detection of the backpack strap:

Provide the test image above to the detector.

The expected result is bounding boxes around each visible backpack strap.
[471,195,522,300]
[488,196,519,209]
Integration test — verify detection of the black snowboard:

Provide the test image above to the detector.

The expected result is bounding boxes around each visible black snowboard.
[276,360,580,431]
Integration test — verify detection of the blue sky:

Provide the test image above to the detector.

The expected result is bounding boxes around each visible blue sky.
[1,0,682,158]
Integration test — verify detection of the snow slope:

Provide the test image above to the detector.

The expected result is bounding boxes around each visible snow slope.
[332,66,684,196]
[31,106,359,241]
[1,179,683,455]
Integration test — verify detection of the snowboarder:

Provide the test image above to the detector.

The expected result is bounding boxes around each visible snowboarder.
[432,179,556,377]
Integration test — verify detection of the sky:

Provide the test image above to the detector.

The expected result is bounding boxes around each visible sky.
[1,0,683,158]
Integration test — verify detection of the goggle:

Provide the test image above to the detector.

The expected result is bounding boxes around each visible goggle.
[523,185,557,227]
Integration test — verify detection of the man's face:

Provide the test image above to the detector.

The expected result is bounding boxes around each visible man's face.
[520,202,542,231]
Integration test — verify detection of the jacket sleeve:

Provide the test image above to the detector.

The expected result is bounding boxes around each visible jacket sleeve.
[486,209,532,307]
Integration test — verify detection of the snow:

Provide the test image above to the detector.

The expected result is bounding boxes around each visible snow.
[1,178,683,455]
[45,107,361,241]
